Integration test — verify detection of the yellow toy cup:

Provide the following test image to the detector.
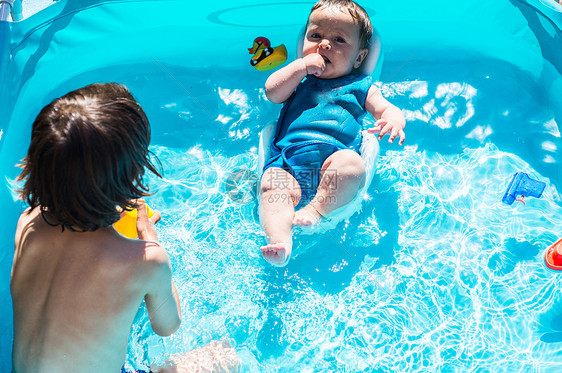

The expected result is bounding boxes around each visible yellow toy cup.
[113,204,155,239]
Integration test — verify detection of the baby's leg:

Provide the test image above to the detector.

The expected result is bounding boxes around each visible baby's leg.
[259,167,301,266]
[294,149,365,226]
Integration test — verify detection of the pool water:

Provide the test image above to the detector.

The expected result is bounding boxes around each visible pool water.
[91,58,562,371]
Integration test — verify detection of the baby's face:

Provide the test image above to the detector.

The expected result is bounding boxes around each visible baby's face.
[303,7,367,79]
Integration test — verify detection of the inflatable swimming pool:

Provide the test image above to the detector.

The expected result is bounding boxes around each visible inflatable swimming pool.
[1,0,561,371]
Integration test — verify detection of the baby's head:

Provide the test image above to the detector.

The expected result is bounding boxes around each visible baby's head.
[304,0,373,78]
[308,0,372,49]
[18,83,160,231]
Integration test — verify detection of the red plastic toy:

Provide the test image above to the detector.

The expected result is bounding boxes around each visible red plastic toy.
[545,238,562,271]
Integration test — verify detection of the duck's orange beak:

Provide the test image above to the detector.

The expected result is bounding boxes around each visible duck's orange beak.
[248,41,263,54]
[248,42,259,54]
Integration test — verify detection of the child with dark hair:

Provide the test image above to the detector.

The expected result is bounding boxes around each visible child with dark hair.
[17,82,161,232]
[260,0,406,266]
[11,83,182,372]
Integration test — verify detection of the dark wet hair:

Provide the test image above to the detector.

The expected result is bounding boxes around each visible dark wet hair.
[308,0,373,49]
[17,83,161,232]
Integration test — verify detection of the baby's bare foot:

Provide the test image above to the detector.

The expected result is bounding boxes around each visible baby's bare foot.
[292,205,322,227]
[260,241,292,267]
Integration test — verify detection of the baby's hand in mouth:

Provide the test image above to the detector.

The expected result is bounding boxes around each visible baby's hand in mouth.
[302,53,327,76]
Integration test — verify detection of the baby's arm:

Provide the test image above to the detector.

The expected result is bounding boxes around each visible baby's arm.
[365,86,406,145]
[137,201,181,337]
[265,54,326,104]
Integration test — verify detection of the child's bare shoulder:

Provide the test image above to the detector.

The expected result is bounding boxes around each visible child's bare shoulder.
[15,207,41,245]
[142,240,171,267]
[16,206,39,227]
[122,238,172,279]
[127,239,174,293]
[89,235,172,295]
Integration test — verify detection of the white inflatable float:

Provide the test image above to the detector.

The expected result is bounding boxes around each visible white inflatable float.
[257,29,382,231]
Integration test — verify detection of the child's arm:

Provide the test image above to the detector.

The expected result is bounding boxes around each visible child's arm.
[365,86,406,145]
[265,53,326,104]
[137,201,182,337]
[143,246,182,336]
[144,245,182,336]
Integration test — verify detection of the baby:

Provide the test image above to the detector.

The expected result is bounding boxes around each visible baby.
[259,0,406,266]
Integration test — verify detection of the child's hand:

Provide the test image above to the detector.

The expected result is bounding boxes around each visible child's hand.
[136,199,161,242]
[302,53,326,77]
[368,119,406,145]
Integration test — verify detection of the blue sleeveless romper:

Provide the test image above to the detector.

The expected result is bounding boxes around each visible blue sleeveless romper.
[263,74,372,208]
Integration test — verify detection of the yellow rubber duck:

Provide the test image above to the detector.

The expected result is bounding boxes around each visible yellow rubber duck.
[248,37,287,71]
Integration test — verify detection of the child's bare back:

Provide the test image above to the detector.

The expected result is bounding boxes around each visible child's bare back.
[11,204,179,372]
